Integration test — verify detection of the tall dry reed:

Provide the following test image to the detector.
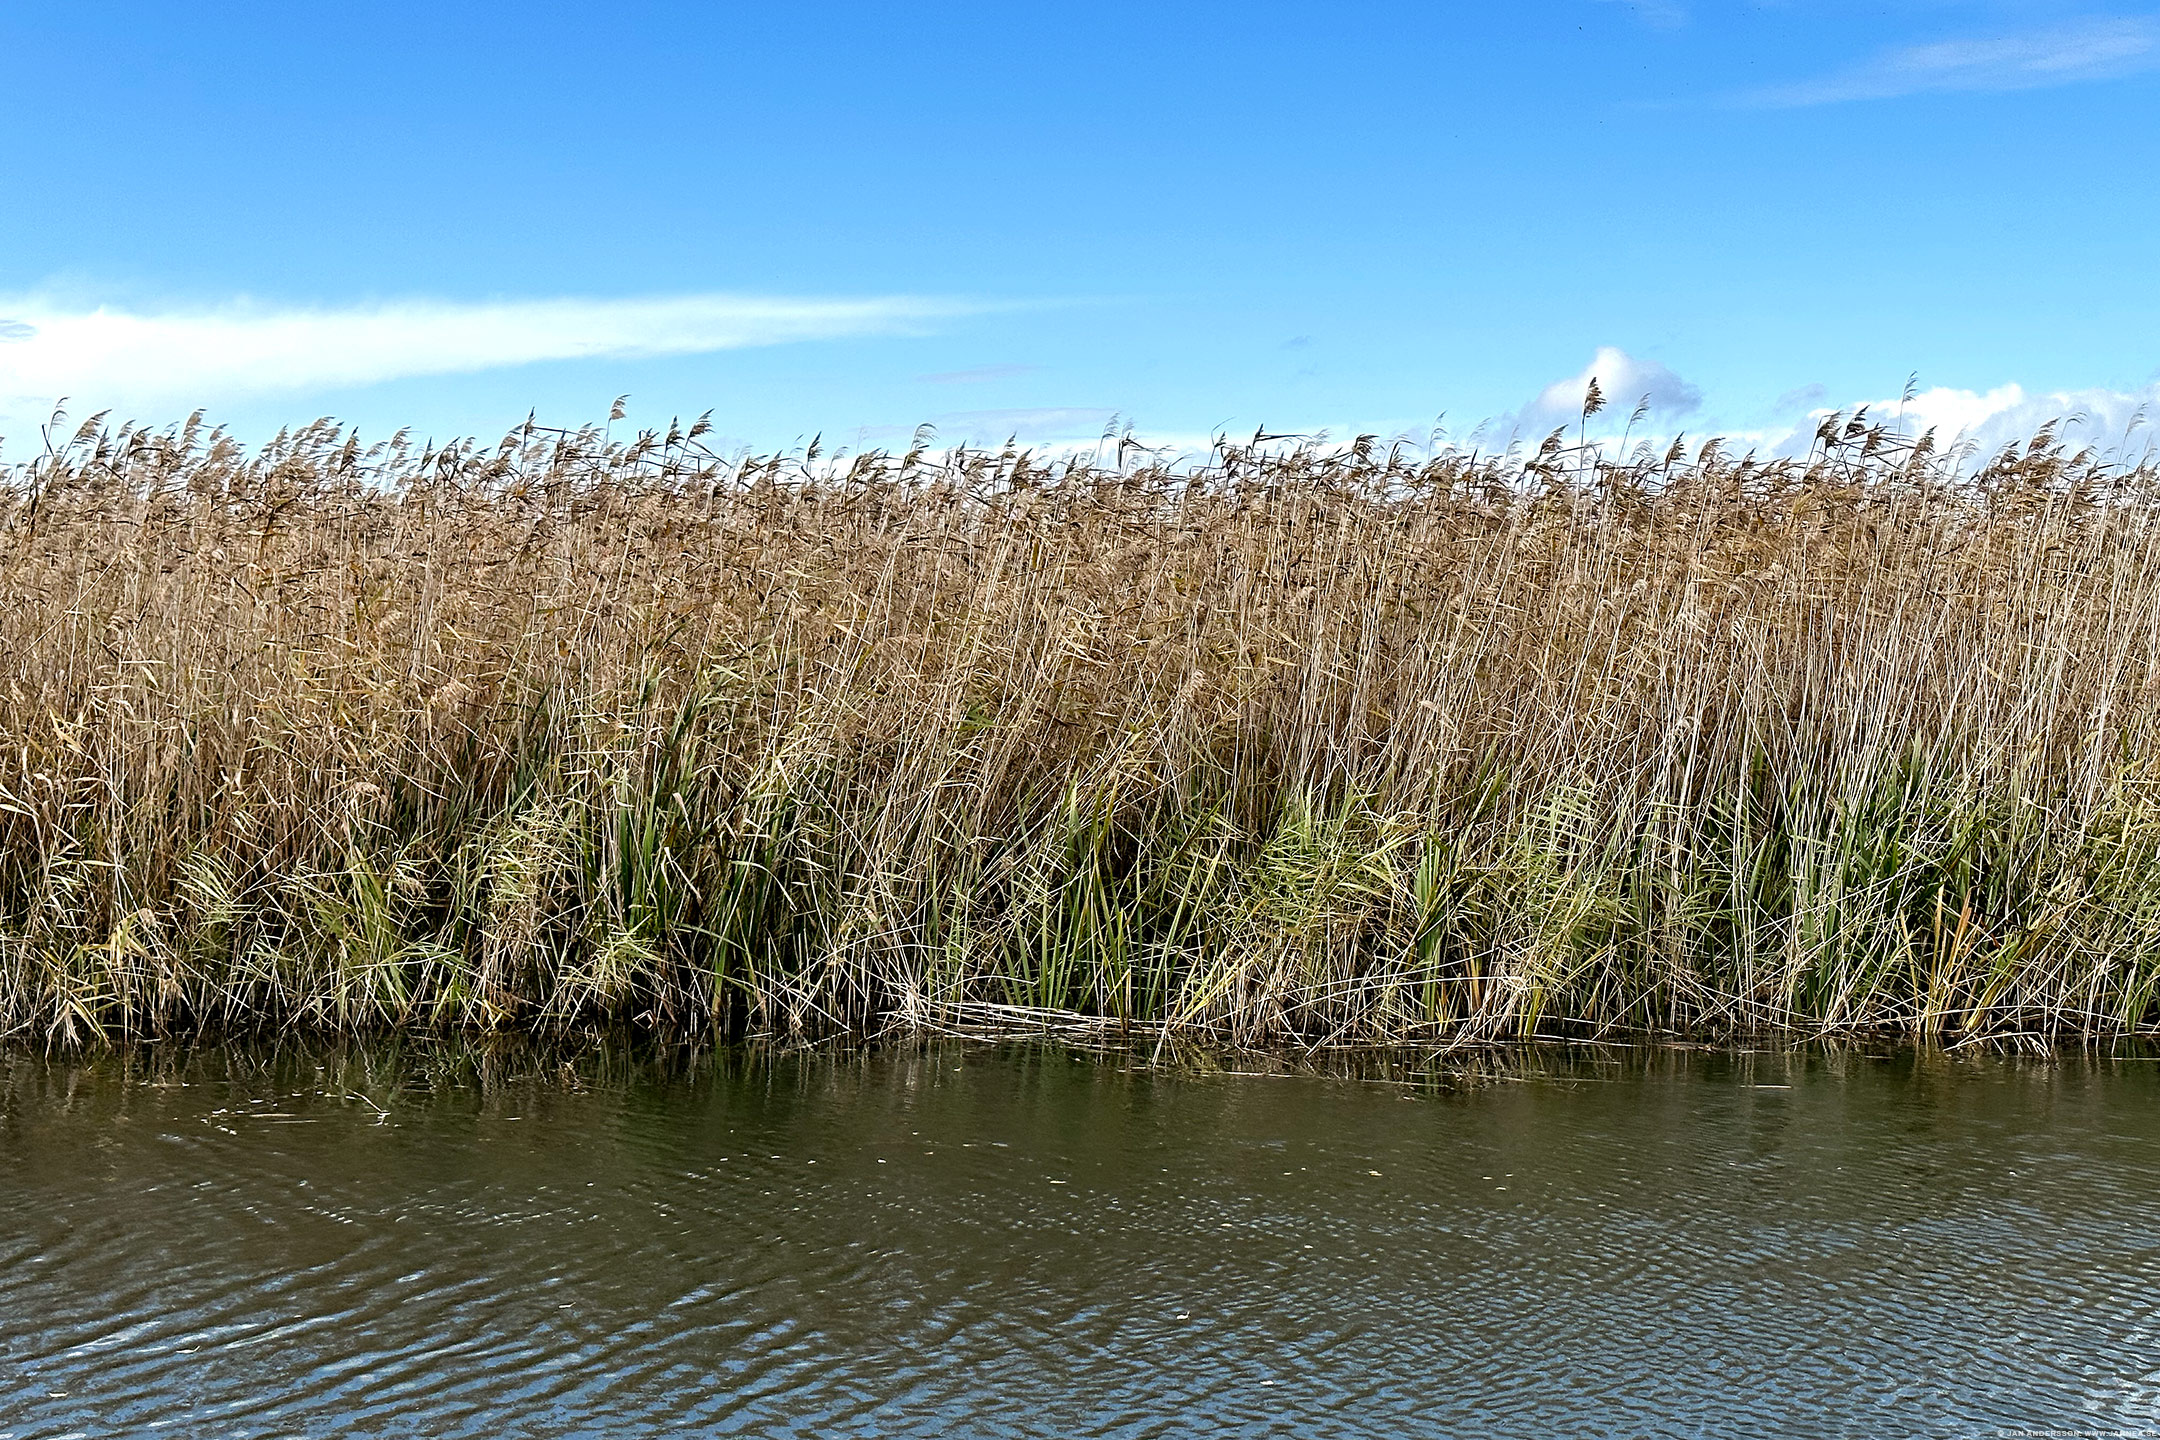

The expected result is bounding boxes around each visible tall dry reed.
[6,411,2160,1046]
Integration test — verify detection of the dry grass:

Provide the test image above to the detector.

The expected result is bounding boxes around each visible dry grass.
[7,410,2160,1046]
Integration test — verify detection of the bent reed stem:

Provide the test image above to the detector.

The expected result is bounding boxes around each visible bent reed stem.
[7,412,2160,1046]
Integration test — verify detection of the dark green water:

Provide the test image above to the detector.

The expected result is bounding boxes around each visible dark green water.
[3,1042,2157,1438]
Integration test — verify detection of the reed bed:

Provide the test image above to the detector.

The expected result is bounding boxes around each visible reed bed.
[7,409,2160,1046]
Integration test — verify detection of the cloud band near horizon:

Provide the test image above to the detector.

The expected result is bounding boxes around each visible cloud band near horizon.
[0,291,981,415]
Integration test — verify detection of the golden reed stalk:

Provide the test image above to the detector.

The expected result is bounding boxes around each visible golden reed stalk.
[6,412,2160,1046]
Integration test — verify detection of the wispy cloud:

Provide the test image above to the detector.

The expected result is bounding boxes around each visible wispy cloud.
[0,290,979,420]
[926,407,1120,445]
[1593,0,1689,32]
[916,362,1040,385]
[1773,383,1828,416]
[847,406,1118,447]
[1741,16,2160,106]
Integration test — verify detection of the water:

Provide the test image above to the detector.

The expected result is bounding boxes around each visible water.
[3,1042,2157,1438]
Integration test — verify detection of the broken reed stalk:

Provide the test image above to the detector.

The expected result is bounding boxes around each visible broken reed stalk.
[6,411,2160,1047]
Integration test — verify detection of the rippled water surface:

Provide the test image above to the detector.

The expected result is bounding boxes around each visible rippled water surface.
[4,1042,2159,1438]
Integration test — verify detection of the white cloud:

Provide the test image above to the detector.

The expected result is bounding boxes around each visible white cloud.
[1815,381,2160,462]
[1468,354,2160,471]
[1486,345,1703,445]
[0,290,977,424]
[1742,16,2160,106]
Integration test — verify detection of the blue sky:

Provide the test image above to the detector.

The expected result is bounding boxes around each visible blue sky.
[1,0,2155,459]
